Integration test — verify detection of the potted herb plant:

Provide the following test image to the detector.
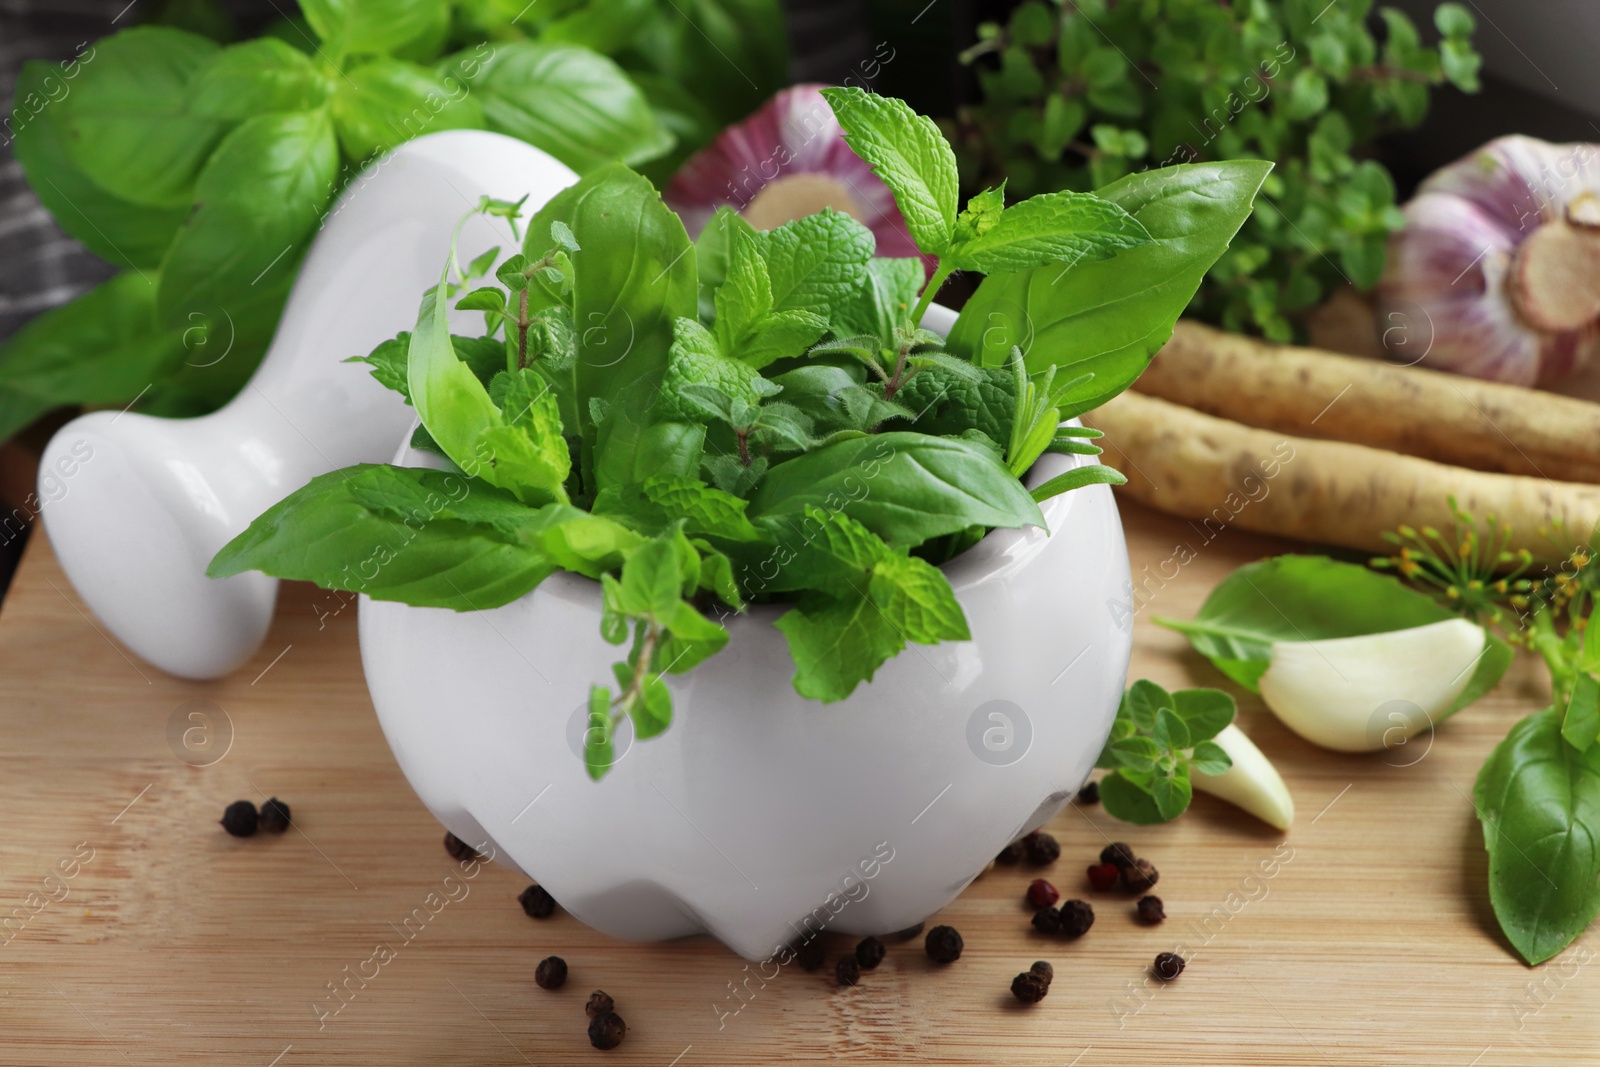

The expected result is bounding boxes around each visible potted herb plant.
[210,89,1267,958]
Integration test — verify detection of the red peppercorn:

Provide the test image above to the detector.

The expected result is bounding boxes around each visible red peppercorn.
[1137,895,1165,924]
[1023,831,1060,866]
[1059,899,1095,939]
[1010,971,1049,1003]
[588,1011,626,1050]
[534,956,567,990]
[854,937,885,970]
[835,957,860,987]
[924,925,963,963]
[1025,879,1060,909]
[586,991,615,1019]
[1086,863,1120,892]
[1153,951,1185,980]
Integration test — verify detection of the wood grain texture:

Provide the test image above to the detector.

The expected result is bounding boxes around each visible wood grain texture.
[0,508,1592,1066]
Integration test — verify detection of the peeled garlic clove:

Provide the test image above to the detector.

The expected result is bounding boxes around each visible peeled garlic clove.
[1192,724,1295,831]
[1256,617,1486,753]
[1379,135,1600,386]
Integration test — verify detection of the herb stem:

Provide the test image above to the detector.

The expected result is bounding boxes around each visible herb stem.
[619,623,662,714]
[516,287,531,369]
[909,260,954,329]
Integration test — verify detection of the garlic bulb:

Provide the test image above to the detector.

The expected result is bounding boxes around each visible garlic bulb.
[1378,135,1600,386]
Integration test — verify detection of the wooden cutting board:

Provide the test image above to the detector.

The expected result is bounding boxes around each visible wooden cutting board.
[0,502,1587,1066]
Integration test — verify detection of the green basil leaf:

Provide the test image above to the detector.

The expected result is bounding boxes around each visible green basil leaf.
[299,0,448,57]
[191,38,331,119]
[624,0,788,126]
[1562,673,1600,752]
[947,160,1271,415]
[539,0,654,54]
[1159,556,1492,692]
[749,431,1044,547]
[0,272,185,407]
[157,109,339,328]
[1476,706,1600,965]
[820,86,959,255]
[11,59,189,268]
[447,43,671,171]
[207,464,558,608]
[332,57,483,160]
[948,190,1150,274]
[60,27,226,207]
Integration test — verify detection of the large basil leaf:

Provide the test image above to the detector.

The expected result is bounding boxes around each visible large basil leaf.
[191,38,332,119]
[1476,706,1600,965]
[332,58,483,160]
[157,110,339,329]
[299,0,449,57]
[208,464,558,609]
[947,160,1271,416]
[11,60,189,268]
[60,27,226,207]
[1160,556,1512,712]
[749,431,1044,547]
[446,43,671,172]
[529,165,696,482]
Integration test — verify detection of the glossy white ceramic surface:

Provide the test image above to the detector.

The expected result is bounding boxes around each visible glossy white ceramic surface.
[361,303,1134,958]
[38,132,577,679]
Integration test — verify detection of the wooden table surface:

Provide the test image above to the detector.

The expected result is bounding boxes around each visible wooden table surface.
[0,499,1589,1067]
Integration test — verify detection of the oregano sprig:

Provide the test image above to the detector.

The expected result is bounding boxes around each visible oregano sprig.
[1096,681,1236,824]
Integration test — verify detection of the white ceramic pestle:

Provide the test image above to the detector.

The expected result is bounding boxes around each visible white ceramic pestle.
[37,131,577,679]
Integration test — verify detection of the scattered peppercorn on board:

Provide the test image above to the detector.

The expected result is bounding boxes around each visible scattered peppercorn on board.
[0,507,1593,1066]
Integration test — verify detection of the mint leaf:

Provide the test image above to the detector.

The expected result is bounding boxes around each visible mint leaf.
[820,86,959,255]
[713,226,772,350]
[642,477,763,542]
[660,318,775,422]
[763,210,875,321]
[947,189,1149,274]
[655,599,729,673]
[693,206,760,320]
[618,531,687,616]
[868,554,969,642]
[775,591,905,702]
[834,257,924,341]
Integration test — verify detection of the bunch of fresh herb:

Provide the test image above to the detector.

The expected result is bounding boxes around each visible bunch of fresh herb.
[944,0,1480,342]
[1096,681,1236,823]
[0,0,786,444]
[208,88,1268,778]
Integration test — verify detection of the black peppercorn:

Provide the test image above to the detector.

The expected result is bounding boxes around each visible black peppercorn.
[1123,858,1159,893]
[588,1011,626,1050]
[889,922,924,941]
[1137,895,1165,924]
[220,800,258,837]
[1059,899,1095,939]
[585,991,614,1019]
[534,956,567,990]
[854,937,885,970]
[1153,951,1185,980]
[924,924,963,964]
[1010,971,1049,1003]
[258,797,291,833]
[443,831,479,862]
[1100,842,1136,870]
[995,842,1023,865]
[1077,780,1100,805]
[1030,906,1061,935]
[1029,960,1054,985]
[518,884,556,919]
[1022,831,1060,866]
[835,956,860,986]
[795,938,825,971]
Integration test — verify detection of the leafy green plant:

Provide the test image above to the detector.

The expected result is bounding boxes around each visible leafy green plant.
[208,88,1267,778]
[0,0,786,444]
[1096,680,1236,823]
[945,0,1480,342]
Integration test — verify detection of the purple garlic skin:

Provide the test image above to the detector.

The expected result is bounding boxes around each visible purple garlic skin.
[1379,135,1600,386]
